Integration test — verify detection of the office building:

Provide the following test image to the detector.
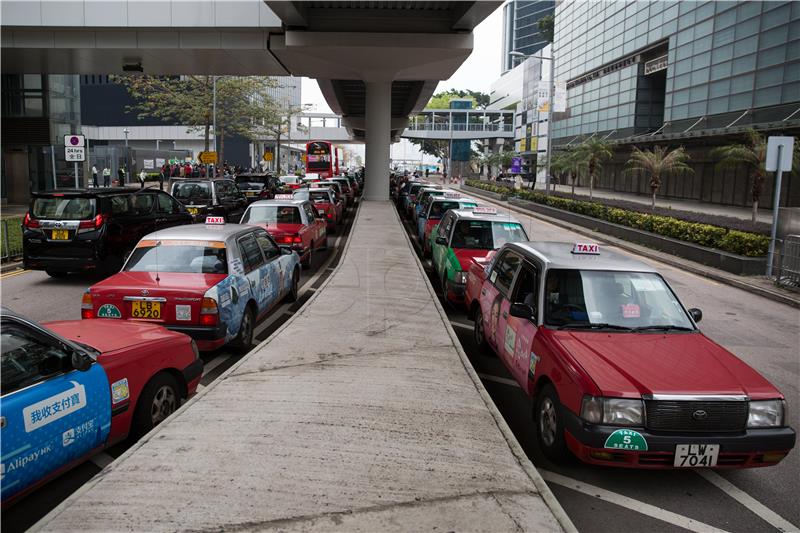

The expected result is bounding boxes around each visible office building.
[501,0,555,73]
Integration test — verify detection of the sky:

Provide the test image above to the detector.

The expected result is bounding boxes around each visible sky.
[300,6,503,112]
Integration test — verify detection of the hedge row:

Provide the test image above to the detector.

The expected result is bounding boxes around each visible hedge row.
[465,180,769,257]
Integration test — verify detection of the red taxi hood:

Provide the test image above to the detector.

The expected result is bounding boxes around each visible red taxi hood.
[549,331,780,399]
[453,248,493,271]
[91,271,226,295]
[44,319,183,353]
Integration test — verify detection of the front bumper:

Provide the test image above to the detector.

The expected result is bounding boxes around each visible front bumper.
[181,358,204,393]
[562,409,796,469]
[444,280,466,305]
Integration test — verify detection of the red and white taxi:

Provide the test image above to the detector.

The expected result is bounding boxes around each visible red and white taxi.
[293,187,343,232]
[469,241,795,469]
[241,196,327,269]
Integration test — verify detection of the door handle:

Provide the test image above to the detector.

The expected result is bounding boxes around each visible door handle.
[502,311,508,318]
[481,289,486,296]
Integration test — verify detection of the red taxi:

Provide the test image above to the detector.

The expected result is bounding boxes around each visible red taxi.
[241,196,327,269]
[294,187,343,232]
[469,242,795,469]
[318,180,353,208]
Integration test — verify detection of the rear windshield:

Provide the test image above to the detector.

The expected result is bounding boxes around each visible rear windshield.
[32,197,95,220]
[280,177,299,185]
[125,241,227,274]
[309,191,332,203]
[241,205,302,225]
[235,177,265,188]
[172,182,211,201]
[450,220,528,250]
[428,201,461,219]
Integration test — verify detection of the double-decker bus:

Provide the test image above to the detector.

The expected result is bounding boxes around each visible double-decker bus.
[306,141,336,179]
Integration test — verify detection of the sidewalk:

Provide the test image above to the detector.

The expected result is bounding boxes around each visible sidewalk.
[37,201,573,532]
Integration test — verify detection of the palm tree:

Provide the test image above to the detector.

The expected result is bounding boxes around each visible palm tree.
[551,147,587,199]
[576,137,614,200]
[625,145,694,210]
[712,130,770,223]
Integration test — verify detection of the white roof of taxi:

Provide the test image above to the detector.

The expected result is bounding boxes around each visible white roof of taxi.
[143,223,257,242]
[508,241,658,273]
[449,208,522,224]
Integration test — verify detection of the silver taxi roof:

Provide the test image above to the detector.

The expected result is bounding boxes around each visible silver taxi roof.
[143,223,257,242]
[248,199,306,207]
[448,208,523,224]
[508,241,658,273]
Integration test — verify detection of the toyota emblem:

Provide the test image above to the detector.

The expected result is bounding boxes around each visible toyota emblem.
[141,289,150,296]
[692,409,708,421]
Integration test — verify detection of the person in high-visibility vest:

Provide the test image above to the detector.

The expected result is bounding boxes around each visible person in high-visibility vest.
[102,167,111,187]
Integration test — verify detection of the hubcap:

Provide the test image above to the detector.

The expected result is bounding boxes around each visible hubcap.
[539,397,557,447]
[150,385,177,425]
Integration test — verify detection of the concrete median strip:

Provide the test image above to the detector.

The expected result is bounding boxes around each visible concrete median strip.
[34,201,574,532]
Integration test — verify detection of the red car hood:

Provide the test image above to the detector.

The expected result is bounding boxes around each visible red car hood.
[549,331,780,399]
[44,319,182,353]
[453,248,493,271]
[92,271,226,294]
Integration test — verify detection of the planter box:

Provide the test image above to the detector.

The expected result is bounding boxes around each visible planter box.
[505,197,765,276]
[462,184,507,201]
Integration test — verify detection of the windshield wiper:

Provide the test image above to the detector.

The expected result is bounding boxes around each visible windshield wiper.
[557,322,634,331]
[632,325,694,332]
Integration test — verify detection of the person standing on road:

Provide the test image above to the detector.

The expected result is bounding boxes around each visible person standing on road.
[442,172,447,185]
[117,166,126,186]
[139,169,147,189]
[102,167,111,187]
[92,165,99,188]
[425,168,430,179]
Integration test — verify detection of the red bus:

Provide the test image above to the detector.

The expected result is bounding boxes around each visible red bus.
[306,141,335,179]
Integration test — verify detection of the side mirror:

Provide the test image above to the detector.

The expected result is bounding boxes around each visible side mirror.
[280,246,293,255]
[688,308,702,323]
[71,350,92,372]
[435,236,447,245]
[509,302,536,321]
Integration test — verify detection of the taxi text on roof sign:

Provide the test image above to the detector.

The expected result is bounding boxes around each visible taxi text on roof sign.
[472,206,498,214]
[274,194,294,199]
[205,216,225,225]
[444,192,462,199]
[572,242,600,254]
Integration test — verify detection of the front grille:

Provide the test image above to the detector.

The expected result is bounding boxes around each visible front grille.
[645,400,748,432]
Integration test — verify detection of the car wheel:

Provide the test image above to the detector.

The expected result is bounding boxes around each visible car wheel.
[473,308,492,355]
[45,269,68,278]
[286,267,300,302]
[535,384,570,463]
[132,372,180,437]
[232,306,255,353]
[301,249,313,270]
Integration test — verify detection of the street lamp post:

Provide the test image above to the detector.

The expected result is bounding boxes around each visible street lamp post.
[510,50,556,195]
[122,127,130,186]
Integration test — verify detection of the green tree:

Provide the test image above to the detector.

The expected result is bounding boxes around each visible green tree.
[550,147,587,198]
[625,145,693,210]
[575,137,614,200]
[537,14,555,43]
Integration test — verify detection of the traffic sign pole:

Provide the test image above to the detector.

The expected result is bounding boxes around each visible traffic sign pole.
[74,162,79,188]
[766,144,783,277]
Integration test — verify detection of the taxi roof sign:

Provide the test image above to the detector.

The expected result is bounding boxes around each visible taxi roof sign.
[274,194,294,199]
[572,243,600,255]
[443,192,462,199]
[472,206,498,214]
[205,216,225,225]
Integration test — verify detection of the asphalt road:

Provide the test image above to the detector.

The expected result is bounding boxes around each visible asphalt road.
[0,206,357,533]
[400,196,799,533]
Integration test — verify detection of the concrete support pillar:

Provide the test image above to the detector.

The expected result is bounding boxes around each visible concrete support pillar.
[364,80,391,201]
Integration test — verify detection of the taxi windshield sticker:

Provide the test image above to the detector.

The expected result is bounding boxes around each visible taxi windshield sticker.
[621,304,640,318]
[97,304,121,319]
[604,429,648,451]
[111,378,130,404]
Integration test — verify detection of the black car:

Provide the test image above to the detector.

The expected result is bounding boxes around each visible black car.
[235,173,283,204]
[22,188,192,277]
[170,178,248,222]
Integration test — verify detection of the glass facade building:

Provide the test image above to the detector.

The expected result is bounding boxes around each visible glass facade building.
[502,0,555,73]
[553,0,800,143]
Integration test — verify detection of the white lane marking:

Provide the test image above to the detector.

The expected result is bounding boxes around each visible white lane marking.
[202,355,229,376]
[450,320,473,330]
[540,469,731,533]
[90,452,114,470]
[476,372,520,388]
[697,470,798,532]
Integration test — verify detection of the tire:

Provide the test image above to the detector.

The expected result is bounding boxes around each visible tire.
[231,306,255,353]
[320,235,328,251]
[45,269,68,278]
[285,267,300,302]
[473,308,492,355]
[535,384,570,463]
[132,372,180,437]
[301,248,313,270]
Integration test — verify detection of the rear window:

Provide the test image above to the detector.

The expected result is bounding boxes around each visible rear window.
[241,205,302,225]
[125,240,227,274]
[32,197,95,220]
[309,191,331,203]
[450,220,528,250]
[236,176,265,187]
[172,182,211,201]
[428,201,460,219]
[280,177,299,185]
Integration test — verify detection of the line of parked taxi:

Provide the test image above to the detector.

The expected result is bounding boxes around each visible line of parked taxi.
[2,172,362,506]
[393,177,795,472]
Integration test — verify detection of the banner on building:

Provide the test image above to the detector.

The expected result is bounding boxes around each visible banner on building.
[554,82,567,113]
[156,158,165,167]
[519,139,527,152]
[511,157,522,174]
[537,82,550,113]
[143,159,154,169]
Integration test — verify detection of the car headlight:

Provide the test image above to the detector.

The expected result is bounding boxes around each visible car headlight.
[747,400,785,428]
[580,396,644,426]
[455,271,467,284]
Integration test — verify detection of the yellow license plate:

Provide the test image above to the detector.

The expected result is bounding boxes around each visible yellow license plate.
[51,229,69,240]
[131,301,161,319]
[188,207,199,215]
[246,192,256,197]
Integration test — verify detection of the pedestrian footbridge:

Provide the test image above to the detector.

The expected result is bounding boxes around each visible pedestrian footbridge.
[35,201,573,533]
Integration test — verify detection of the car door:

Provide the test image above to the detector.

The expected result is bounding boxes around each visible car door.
[0,318,111,502]
[230,181,248,220]
[236,232,268,318]
[128,192,157,242]
[302,202,324,248]
[254,229,286,304]
[481,249,522,352]
[154,192,182,230]
[500,261,540,386]
[432,212,454,276]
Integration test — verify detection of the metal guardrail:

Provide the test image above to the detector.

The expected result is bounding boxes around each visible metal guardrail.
[777,234,800,290]
[1,217,24,262]
[405,123,514,132]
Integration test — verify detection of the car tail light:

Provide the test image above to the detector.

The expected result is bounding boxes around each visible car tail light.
[81,292,94,319]
[200,297,218,326]
[327,213,333,219]
[23,212,40,229]
[78,214,106,231]
[292,235,302,244]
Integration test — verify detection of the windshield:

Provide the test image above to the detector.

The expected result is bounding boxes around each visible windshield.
[241,205,302,225]
[125,241,227,274]
[428,201,462,220]
[543,269,695,330]
[450,220,527,250]
[172,182,211,201]
[32,197,95,220]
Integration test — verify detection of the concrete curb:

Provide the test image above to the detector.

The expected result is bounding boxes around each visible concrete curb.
[465,188,800,309]
[34,204,365,531]
[1,260,23,273]
[391,205,579,533]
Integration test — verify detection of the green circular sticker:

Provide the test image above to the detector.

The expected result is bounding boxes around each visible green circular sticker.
[97,304,122,319]
[604,429,648,451]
